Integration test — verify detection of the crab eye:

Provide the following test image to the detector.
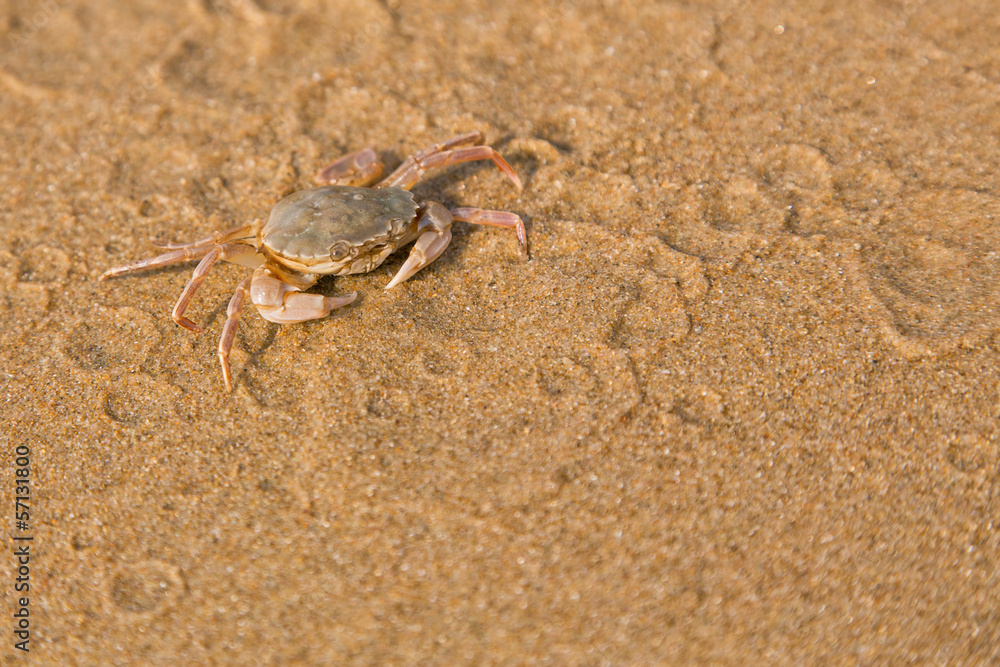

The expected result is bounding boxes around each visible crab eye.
[330,241,351,261]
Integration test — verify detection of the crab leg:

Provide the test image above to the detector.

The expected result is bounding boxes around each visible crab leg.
[315,147,385,187]
[218,274,252,392]
[418,131,482,152]
[99,244,217,280]
[152,223,254,250]
[375,132,522,191]
[450,207,528,256]
[384,202,454,290]
[171,243,261,333]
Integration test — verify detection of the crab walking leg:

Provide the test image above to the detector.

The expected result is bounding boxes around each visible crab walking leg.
[152,222,255,250]
[376,134,522,191]
[378,132,482,185]
[99,243,218,280]
[250,266,357,324]
[171,243,261,333]
[218,274,253,392]
[417,131,482,153]
[314,147,385,187]
[450,207,528,255]
[385,202,454,290]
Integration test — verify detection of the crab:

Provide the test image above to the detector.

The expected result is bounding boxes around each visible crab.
[100,131,527,391]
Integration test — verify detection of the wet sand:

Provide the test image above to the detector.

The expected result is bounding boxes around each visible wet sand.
[1,0,998,663]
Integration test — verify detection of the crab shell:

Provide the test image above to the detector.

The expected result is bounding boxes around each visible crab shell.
[259,185,420,276]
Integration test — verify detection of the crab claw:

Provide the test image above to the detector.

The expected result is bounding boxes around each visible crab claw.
[385,231,453,290]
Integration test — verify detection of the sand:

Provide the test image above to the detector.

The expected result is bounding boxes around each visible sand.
[1,0,998,663]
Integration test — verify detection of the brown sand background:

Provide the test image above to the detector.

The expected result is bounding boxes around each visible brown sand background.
[1,0,999,664]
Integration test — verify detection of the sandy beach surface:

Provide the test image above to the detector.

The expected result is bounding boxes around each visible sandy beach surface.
[1,0,998,663]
